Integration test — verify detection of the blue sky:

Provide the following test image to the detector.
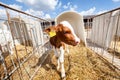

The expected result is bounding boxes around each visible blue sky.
[0,0,120,18]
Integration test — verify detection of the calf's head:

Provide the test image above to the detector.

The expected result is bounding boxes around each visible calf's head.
[44,21,80,46]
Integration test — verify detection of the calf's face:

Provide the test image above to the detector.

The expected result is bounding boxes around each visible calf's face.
[44,23,80,46]
[57,24,80,46]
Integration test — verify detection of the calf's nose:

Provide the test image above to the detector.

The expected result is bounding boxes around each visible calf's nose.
[75,38,80,44]
[76,41,79,44]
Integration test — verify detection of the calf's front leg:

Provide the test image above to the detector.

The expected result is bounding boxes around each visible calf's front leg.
[59,46,65,78]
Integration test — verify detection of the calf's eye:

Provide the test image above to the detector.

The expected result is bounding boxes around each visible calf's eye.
[63,31,70,34]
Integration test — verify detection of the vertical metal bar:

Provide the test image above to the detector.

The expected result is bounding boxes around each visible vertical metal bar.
[103,12,112,51]
[39,21,45,53]
[0,50,9,80]
[5,9,24,80]
[0,3,52,80]
[37,21,41,56]
[26,16,33,47]
[2,22,17,69]
[112,10,120,64]
[5,8,23,80]
[7,22,23,80]
[34,20,39,47]
[31,27,38,48]
[101,14,106,55]
[29,48,50,80]
[86,19,88,38]
[97,16,100,51]
[18,15,32,78]
[93,17,97,50]
[91,17,95,50]
[18,15,28,55]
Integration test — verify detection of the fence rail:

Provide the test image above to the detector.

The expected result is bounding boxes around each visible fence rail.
[85,7,120,70]
[0,2,49,22]
[0,2,52,80]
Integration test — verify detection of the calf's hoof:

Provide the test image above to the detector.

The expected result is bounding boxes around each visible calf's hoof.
[61,72,66,78]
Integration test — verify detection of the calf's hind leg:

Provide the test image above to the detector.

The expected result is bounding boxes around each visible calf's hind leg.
[53,47,60,70]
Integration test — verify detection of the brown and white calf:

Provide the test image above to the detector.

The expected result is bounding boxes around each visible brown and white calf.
[44,21,80,78]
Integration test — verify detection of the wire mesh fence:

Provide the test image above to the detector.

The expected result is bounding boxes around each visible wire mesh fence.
[85,7,120,70]
[0,2,53,80]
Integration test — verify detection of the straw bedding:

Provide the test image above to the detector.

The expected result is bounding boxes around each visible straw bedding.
[33,45,120,80]
[0,44,120,80]
[108,40,120,59]
[0,45,33,79]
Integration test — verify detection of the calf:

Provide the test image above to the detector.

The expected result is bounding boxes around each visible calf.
[44,21,80,78]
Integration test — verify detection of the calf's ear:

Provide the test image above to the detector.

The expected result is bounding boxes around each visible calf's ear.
[43,28,51,33]
[56,24,63,31]
[57,24,63,27]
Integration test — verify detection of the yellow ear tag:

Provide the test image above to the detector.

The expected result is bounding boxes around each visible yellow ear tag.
[49,31,56,37]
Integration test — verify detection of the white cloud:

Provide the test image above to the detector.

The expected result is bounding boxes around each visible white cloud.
[0,4,22,18]
[25,9,44,17]
[80,7,108,16]
[57,1,62,8]
[63,2,77,11]
[97,10,107,14]
[63,2,71,9]
[70,5,77,11]
[80,7,96,15]
[44,14,51,19]
[25,9,51,18]
[0,3,50,20]
[0,8,6,18]
[16,0,23,3]
[16,0,59,11]
[112,0,120,2]
[63,5,68,9]
[9,4,22,10]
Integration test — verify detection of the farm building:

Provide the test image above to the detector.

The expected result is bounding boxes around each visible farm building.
[83,15,95,29]
[40,18,55,30]
[0,2,120,80]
